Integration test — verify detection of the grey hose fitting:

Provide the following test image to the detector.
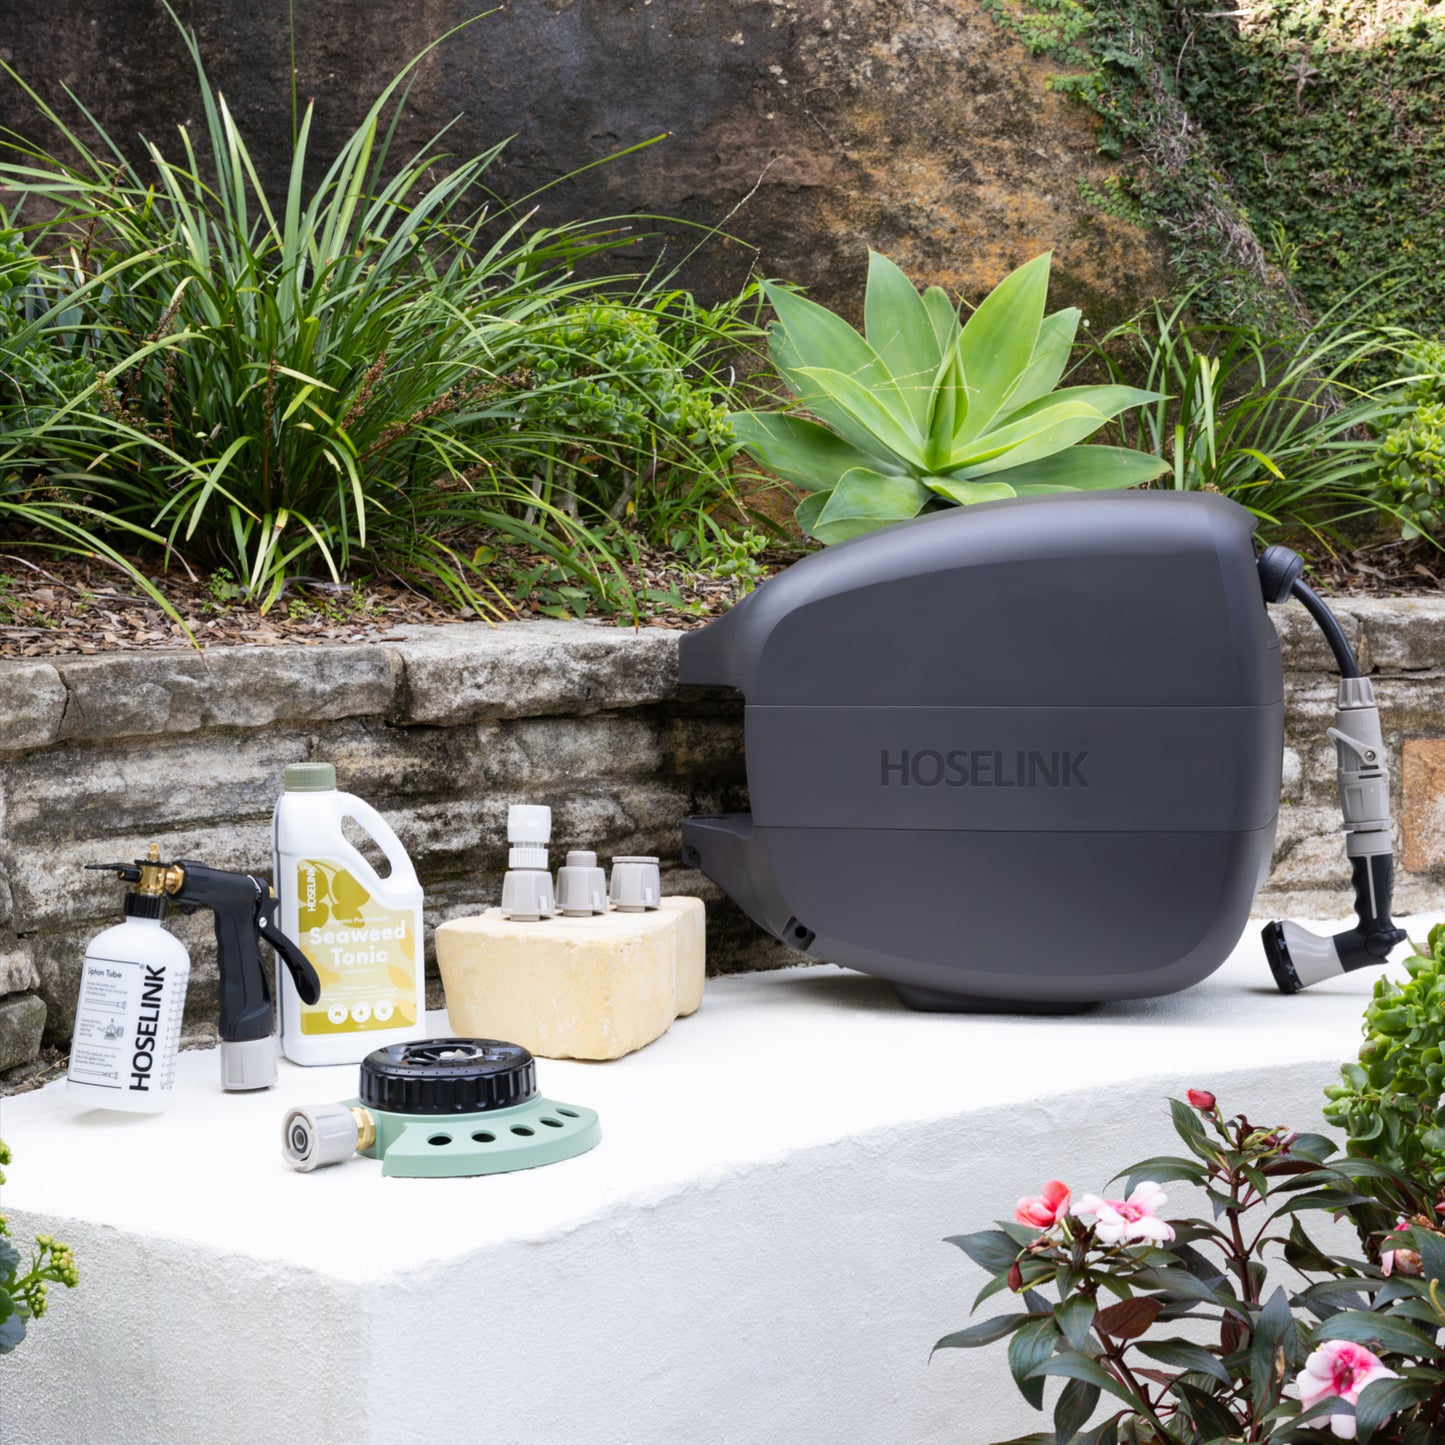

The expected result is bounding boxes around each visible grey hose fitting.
[282,1103,373,1171]
[609,856,661,912]
[556,850,608,916]
[501,804,555,921]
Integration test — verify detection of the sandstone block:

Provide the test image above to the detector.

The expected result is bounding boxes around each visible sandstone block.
[1403,739,1445,875]
[54,644,397,741]
[1352,600,1445,673]
[0,992,45,1072]
[0,661,67,753]
[436,898,705,1061]
[395,621,679,725]
[0,942,38,995]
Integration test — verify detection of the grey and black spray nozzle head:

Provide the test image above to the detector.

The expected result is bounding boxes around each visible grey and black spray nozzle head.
[1263,850,1408,993]
[1263,916,1408,993]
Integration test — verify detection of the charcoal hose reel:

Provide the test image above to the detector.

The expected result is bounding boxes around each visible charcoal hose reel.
[679,492,1404,1009]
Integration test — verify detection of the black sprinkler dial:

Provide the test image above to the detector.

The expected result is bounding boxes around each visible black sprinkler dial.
[359,1038,538,1115]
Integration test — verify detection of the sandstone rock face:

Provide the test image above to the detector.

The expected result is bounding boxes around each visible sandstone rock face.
[0,0,1172,324]
[1,604,1443,1083]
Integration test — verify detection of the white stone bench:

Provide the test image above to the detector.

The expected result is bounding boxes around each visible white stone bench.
[1,916,1436,1443]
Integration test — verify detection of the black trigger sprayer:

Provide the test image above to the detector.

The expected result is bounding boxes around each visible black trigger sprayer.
[1256,546,1408,992]
[85,850,321,1091]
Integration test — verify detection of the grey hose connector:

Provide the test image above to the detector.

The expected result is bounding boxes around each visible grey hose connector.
[1329,677,1390,860]
[501,804,555,921]
[609,856,661,912]
[556,850,608,916]
[220,1036,278,1092]
[282,1103,363,1171]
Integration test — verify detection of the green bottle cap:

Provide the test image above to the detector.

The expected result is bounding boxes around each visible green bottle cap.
[284,762,337,792]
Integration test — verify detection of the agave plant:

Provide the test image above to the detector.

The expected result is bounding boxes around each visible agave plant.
[730,252,1168,543]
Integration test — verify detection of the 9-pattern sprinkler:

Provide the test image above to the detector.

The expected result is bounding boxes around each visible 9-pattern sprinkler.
[282,1038,600,1178]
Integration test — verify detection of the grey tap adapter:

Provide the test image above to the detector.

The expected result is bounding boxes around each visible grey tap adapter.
[679,491,1401,1009]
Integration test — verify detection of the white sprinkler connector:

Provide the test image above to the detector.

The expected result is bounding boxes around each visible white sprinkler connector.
[501,804,555,921]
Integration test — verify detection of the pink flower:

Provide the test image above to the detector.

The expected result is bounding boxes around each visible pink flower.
[1295,1340,1398,1439]
[1381,1220,1422,1278]
[1015,1180,1070,1230]
[1187,1088,1216,1111]
[1075,1182,1176,1245]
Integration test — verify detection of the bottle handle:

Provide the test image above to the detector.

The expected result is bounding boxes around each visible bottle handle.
[336,794,420,892]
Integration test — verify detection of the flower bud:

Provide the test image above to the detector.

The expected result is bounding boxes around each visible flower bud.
[1007,1261,1024,1292]
[1187,1089,1216,1111]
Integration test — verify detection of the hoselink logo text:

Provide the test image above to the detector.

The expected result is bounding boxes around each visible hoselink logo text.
[880,749,1090,788]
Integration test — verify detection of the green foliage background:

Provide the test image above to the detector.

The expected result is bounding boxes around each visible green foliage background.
[980,0,1445,340]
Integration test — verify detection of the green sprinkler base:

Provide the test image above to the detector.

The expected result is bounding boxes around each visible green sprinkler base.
[347,1094,601,1179]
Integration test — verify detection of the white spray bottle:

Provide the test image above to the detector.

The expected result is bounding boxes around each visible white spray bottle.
[66,846,190,1113]
[273,763,426,1066]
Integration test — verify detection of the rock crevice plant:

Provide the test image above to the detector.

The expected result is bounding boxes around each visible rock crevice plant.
[729,251,1168,543]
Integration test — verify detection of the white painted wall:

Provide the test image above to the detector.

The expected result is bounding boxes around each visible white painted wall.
[0,920,1432,1444]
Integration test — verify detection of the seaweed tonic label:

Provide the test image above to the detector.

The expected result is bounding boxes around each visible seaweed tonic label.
[296,859,418,1035]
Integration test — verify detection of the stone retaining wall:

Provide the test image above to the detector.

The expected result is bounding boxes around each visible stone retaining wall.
[2,603,1443,1082]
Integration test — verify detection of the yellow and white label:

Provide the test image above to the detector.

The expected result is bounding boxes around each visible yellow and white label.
[296,859,419,1035]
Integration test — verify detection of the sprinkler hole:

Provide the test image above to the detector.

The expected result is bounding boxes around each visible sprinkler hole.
[541,1117,563,1128]
[427,1133,453,1147]
[510,1126,534,1137]
[556,1108,579,1118]
[471,1131,495,1144]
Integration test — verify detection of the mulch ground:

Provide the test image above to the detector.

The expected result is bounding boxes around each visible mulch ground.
[0,532,1440,660]
[0,542,775,658]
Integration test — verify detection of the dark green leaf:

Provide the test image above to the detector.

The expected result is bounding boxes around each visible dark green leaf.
[1248,1286,1296,1415]
[1356,1375,1435,1444]
[1312,1309,1440,1355]
[1136,1338,1232,1387]
[1168,1097,1216,1162]
[1285,1132,1337,1164]
[1053,1377,1099,1444]
[1009,1317,1062,1411]
[0,1237,18,1277]
[1110,1155,1209,1195]
[1027,1353,1138,1409]
[1284,1218,1340,1276]
[0,1312,24,1353]
[933,1313,1037,1353]
[945,1229,1021,1276]
[1054,1295,1096,1353]
[1174,1381,1239,1438]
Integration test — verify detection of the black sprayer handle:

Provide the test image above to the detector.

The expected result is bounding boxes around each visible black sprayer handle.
[255,896,322,1007]
[170,861,319,1042]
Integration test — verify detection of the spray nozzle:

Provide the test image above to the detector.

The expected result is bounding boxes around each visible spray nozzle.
[1252,560,1407,995]
[90,849,321,1091]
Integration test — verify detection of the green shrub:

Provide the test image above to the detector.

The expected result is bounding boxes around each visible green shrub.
[1371,343,1445,540]
[1324,922,1445,1201]
[504,292,754,535]
[0,12,760,617]
[1085,293,1422,542]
